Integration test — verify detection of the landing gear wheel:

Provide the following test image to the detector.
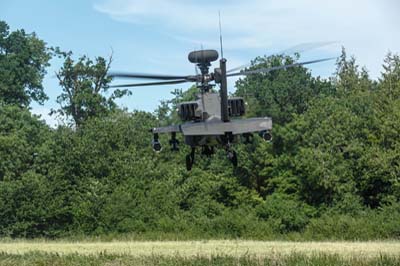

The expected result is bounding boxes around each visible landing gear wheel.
[227,150,238,167]
[186,154,193,171]
[186,148,195,171]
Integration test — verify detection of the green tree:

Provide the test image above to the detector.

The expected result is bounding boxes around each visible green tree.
[380,52,400,99]
[0,21,51,107]
[235,54,333,125]
[0,104,51,181]
[53,50,131,126]
[0,105,58,237]
[333,47,378,95]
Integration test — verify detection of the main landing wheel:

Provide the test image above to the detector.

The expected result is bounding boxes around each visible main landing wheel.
[186,148,195,171]
[186,154,193,171]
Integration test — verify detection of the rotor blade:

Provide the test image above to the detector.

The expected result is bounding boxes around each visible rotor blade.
[278,41,338,55]
[226,41,337,73]
[226,63,252,74]
[108,72,191,80]
[108,79,190,88]
[227,57,336,77]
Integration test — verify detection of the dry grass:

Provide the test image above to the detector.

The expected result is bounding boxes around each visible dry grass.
[0,240,399,258]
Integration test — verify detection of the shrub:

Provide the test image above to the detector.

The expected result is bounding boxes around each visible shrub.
[255,193,316,233]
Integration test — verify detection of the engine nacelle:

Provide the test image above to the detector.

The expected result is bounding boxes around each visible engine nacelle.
[228,97,245,117]
[178,102,199,121]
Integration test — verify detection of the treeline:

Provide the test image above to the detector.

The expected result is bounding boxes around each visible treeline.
[0,21,400,240]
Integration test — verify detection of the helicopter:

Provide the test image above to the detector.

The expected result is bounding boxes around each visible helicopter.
[108,49,334,170]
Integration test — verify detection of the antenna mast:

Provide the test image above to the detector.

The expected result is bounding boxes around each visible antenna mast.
[218,12,229,122]
[218,11,224,59]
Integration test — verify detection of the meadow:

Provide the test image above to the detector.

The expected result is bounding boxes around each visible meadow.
[0,240,400,265]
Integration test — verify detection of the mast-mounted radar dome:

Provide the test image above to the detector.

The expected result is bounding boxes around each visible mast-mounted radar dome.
[188,50,219,64]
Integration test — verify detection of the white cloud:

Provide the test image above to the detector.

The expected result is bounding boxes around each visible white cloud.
[94,0,400,78]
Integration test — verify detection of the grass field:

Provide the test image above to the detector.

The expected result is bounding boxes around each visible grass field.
[0,240,400,265]
[0,240,399,258]
[1,252,400,266]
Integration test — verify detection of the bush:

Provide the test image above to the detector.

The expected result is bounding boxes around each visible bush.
[304,201,400,240]
[255,194,316,233]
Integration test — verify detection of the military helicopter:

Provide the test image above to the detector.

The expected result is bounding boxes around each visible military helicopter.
[108,49,334,170]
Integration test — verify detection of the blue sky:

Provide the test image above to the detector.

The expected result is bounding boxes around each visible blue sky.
[1,0,399,126]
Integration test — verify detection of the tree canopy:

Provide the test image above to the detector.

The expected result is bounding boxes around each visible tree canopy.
[0,21,51,107]
[53,50,131,126]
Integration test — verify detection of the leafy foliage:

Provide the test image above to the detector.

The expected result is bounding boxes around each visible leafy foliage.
[0,21,51,107]
[52,49,131,126]
[235,54,334,124]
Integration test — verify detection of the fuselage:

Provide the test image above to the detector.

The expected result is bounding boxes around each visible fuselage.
[178,92,244,147]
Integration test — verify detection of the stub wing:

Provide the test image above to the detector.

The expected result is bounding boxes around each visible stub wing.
[152,125,180,134]
[181,117,272,136]
[152,117,272,136]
